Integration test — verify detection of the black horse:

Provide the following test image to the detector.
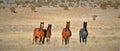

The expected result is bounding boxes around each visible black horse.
[79,22,88,44]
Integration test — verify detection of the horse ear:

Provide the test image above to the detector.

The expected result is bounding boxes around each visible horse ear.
[48,24,52,26]
[69,21,70,23]
[41,22,44,24]
[66,21,70,23]
[84,21,87,23]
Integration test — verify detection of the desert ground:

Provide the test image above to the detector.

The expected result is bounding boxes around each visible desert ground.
[0,7,120,51]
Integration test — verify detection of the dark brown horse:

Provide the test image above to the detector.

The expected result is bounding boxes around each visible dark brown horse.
[46,24,52,42]
[62,21,72,45]
[44,24,52,43]
[32,22,45,45]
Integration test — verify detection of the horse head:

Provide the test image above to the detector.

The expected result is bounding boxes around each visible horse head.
[40,22,44,29]
[66,21,70,29]
[83,21,87,29]
[48,24,52,30]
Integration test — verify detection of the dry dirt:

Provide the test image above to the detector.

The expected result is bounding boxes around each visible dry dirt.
[0,7,120,51]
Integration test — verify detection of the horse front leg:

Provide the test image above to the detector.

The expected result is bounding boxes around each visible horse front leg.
[82,38,84,43]
[68,37,70,44]
[32,37,34,44]
[42,37,45,44]
[85,37,87,44]
[62,37,64,45]
[37,37,41,45]
[80,36,81,43]
[46,37,49,42]
[68,39,69,44]
[65,39,67,45]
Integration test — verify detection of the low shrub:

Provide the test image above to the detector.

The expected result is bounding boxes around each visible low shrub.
[10,7,16,13]
[64,6,69,10]
[92,15,97,20]
[100,2,108,10]
[30,5,36,12]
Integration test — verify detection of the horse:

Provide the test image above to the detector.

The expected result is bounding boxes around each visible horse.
[32,22,45,45]
[62,21,72,45]
[46,24,52,42]
[79,21,88,44]
[44,24,52,43]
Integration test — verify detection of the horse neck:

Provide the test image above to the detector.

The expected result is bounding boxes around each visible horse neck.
[40,26,43,30]
[65,25,70,31]
[83,26,87,31]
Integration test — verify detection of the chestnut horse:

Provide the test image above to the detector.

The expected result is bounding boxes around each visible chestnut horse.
[62,21,72,45]
[44,24,52,43]
[32,22,45,45]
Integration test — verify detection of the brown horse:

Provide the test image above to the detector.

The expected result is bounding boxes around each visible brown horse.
[44,24,52,43]
[32,22,45,45]
[62,21,72,45]
[46,24,52,42]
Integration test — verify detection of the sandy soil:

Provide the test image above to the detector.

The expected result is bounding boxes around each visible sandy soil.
[0,7,120,51]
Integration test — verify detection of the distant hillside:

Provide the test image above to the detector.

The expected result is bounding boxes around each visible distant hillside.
[1,0,119,4]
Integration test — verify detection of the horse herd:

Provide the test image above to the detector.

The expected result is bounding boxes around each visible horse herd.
[32,21,88,45]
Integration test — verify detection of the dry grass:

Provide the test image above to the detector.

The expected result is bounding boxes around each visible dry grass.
[0,7,120,51]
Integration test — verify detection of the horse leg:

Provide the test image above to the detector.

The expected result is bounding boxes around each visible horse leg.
[62,37,64,45]
[35,37,37,45]
[68,39,69,44]
[48,37,50,42]
[68,37,70,44]
[48,38,50,42]
[82,38,84,43]
[65,39,67,45]
[85,37,87,44]
[39,37,41,43]
[46,37,49,42]
[32,37,34,44]
[43,37,45,44]
[80,36,81,43]
[37,37,41,45]
[42,37,45,44]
